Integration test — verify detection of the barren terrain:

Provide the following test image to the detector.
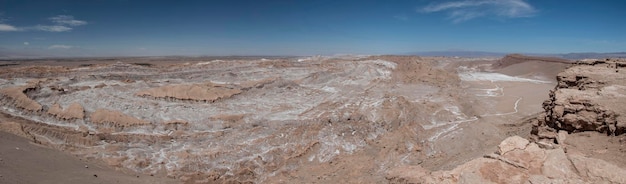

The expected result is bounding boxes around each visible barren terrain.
[2,54,624,183]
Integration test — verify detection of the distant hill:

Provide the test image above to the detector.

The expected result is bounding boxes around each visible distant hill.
[560,52,626,60]
[406,50,626,60]
[494,54,571,68]
[407,51,506,57]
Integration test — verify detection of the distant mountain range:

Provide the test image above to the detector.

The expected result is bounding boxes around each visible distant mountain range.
[2,47,625,60]
[406,51,626,60]
[407,51,507,57]
[558,52,626,59]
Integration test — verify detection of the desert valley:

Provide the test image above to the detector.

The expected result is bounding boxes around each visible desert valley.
[0,54,625,183]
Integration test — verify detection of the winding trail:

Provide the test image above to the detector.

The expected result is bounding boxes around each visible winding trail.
[480,97,523,117]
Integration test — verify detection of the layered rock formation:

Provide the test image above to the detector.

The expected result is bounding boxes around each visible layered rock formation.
[47,103,85,120]
[0,79,45,111]
[90,109,150,131]
[135,82,242,102]
[534,58,626,140]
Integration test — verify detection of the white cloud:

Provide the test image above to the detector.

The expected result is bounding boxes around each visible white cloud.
[49,15,87,26]
[420,0,536,23]
[35,25,72,32]
[23,42,29,45]
[0,15,86,32]
[48,44,73,49]
[33,15,87,32]
[0,24,19,31]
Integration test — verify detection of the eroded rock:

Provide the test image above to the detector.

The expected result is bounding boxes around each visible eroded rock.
[498,136,529,155]
[386,136,626,184]
[90,109,150,131]
[47,103,85,120]
[135,82,242,102]
[534,58,626,138]
[0,80,45,111]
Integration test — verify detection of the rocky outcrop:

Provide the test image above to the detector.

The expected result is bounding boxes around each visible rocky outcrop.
[534,58,626,138]
[0,79,45,111]
[90,109,150,131]
[386,136,626,183]
[47,103,85,120]
[135,82,242,102]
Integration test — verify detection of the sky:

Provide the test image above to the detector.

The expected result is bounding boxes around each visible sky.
[0,0,625,57]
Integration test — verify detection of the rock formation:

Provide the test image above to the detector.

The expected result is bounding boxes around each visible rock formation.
[0,80,44,111]
[90,109,150,131]
[387,136,626,184]
[135,82,242,102]
[47,103,85,120]
[534,58,626,140]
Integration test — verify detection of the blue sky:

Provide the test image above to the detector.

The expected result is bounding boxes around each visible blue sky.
[0,0,625,57]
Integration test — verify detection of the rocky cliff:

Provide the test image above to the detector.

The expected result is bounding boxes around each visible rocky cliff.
[533,58,626,141]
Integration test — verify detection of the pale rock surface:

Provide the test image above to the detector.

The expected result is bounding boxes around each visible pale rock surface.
[387,136,626,184]
[498,135,529,154]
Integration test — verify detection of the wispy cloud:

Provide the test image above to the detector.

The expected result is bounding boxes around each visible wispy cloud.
[49,15,87,26]
[393,15,409,21]
[34,25,72,32]
[0,23,20,31]
[420,0,536,23]
[36,15,87,32]
[0,14,20,31]
[0,14,87,32]
[48,44,73,49]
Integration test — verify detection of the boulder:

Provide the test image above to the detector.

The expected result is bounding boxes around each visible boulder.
[498,136,529,155]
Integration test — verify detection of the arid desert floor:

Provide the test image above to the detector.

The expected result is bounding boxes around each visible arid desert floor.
[1,54,625,183]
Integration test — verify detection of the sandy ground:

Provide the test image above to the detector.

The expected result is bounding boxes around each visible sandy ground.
[0,131,178,184]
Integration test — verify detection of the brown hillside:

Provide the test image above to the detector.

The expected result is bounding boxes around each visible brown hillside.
[495,54,571,68]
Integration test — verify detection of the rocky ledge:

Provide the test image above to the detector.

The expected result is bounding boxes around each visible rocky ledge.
[387,136,626,183]
[533,58,626,141]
